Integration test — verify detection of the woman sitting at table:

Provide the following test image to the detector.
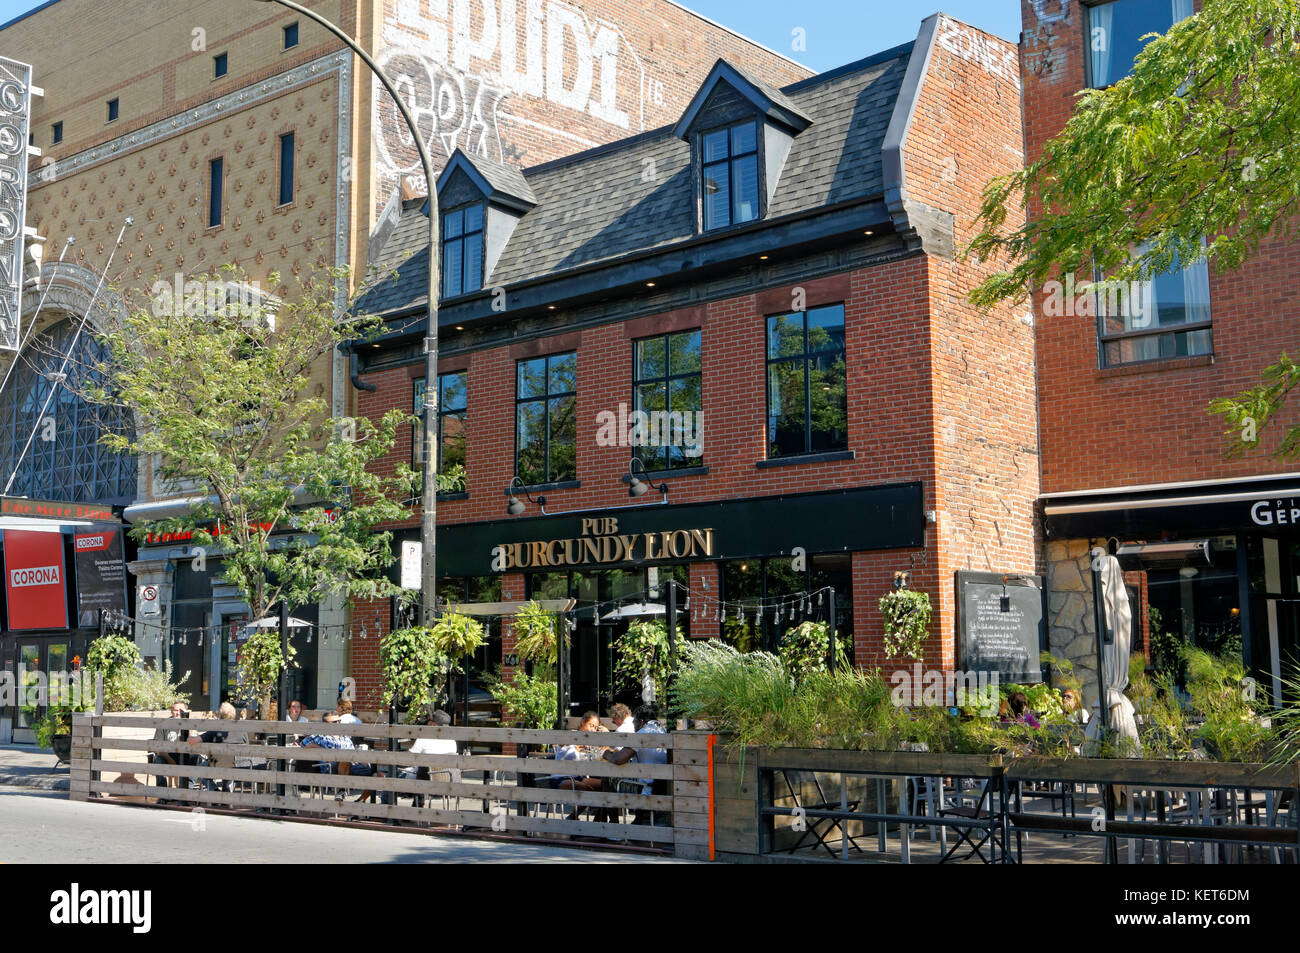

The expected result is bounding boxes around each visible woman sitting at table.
[555,713,611,821]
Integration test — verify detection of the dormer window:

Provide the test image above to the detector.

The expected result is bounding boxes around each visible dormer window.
[442,203,484,298]
[702,120,760,231]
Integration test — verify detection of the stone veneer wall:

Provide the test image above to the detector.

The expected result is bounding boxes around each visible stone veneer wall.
[1045,538,1100,703]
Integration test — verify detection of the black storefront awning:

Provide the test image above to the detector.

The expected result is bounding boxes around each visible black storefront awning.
[413,482,926,577]
[1042,472,1300,539]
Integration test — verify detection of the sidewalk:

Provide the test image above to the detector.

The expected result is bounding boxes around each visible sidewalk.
[0,743,70,791]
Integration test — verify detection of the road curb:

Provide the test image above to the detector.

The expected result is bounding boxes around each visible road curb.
[0,772,70,791]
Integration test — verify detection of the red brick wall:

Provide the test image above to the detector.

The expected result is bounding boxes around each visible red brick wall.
[1019,0,1300,494]
[902,17,1039,668]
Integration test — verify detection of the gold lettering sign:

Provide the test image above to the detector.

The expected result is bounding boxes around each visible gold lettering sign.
[490,522,715,572]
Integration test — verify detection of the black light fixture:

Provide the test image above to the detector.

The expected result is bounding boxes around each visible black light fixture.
[504,476,546,516]
[627,457,669,500]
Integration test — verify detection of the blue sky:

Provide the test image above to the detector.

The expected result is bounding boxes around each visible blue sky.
[0,1,1022,71]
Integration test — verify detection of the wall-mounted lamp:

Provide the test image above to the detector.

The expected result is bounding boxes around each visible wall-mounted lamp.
[627,457,669,501]
[504,476,546,516]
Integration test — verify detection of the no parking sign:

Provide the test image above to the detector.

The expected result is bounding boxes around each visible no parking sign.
[138,584,160,617]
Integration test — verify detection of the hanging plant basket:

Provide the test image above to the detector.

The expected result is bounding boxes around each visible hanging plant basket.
[880,587,931,661]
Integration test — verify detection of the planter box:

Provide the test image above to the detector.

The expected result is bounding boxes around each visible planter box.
[706,740,1300,861]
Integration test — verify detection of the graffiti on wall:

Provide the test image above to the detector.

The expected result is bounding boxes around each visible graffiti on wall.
[375,0,649,196]
[937,16,1020,92]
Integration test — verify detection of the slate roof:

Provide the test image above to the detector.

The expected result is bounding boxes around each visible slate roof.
[357,43,912,319]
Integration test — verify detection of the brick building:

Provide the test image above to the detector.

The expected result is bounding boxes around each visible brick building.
[1021,0,1300,702]
[347,13,1037,715]
[0,0,809,728]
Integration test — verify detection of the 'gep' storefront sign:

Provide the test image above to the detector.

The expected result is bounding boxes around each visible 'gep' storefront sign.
[5,528,68,629]
[0,55,33,352]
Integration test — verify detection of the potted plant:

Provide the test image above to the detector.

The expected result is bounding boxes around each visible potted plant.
[379,625,450,723]
[778,620,847,681]
[879,583,931,661]
[614,619,674,702]
[512,600,558,674]
[234,629,298,719]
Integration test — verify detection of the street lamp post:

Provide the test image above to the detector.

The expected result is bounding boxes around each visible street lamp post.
[256,1,440,627]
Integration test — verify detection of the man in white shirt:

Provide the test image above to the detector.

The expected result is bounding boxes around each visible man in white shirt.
[403,709,458,809]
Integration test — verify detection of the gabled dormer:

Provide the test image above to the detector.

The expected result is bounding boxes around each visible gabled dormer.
[435,150,537,299]
[674,60,812,233]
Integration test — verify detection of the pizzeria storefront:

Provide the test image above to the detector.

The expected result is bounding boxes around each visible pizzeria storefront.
[404,483,924,717]
[0,497,130,744]
[1042,473,1300,705]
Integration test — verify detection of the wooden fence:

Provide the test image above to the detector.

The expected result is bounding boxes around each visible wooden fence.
[70,714,711,858]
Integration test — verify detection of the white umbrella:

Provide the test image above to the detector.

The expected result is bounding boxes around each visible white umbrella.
[247,615,312,629]
[1085,553,1141,756]
[601,602,665,621]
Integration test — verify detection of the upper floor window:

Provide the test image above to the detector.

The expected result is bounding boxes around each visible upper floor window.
[106,98,119,123]
[633,329,703,470]
[278,132,295,206]
[214,52,228,79]
[701,120,760,230]
[516,352,576,486]
[283,22,299,50]
[1088,0,1194,87]
[414,371,467,480]
[208,157,224,228]
[766,304,847,458]
[51,121,62,145]
[1097,244,1211,367]
[442,204,484,298]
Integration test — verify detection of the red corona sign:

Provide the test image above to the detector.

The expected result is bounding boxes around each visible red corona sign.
[4,528,68,629]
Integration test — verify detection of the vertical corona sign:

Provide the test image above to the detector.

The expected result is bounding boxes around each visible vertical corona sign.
[0,56,33,352]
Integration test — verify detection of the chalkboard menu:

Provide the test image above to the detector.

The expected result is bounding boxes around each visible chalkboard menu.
[955,571,1045,683]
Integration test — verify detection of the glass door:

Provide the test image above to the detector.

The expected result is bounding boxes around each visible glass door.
[15,643,39,740]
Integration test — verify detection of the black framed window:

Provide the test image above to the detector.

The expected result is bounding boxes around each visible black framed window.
[1097,242,1211,367]
[701,119,760,230]
[414,371,467,477]
[106,98,118,123]
[213,52,228,78]
[278,132,295,206]
[766,303,847,458]
[283,22,299,50]
[208,157,224,228]
[516,352,576,486]
[441,204,484,298]
[632,329,703,470]
[1087,0,1193,88]
[51,121,62,145]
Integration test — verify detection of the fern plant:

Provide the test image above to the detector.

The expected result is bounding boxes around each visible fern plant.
[512,600,557,671]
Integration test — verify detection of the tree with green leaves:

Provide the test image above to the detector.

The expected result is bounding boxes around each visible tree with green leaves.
[85,263,418,626]
[968,0,1300,456]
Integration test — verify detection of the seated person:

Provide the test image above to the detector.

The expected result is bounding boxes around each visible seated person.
[402,709,458,778]
[602,704,669,821]
[556,712,614,822]
[1062,688,1089,725]
[610,703,635,733]
[1006,691,1042,729]
[150,701,192,790]
[186,701,248,792]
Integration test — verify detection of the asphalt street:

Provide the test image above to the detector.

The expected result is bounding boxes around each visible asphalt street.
[0,786,679,863]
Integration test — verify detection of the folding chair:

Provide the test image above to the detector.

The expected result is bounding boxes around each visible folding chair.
[938,778,1002,863]
[779,770,864,856]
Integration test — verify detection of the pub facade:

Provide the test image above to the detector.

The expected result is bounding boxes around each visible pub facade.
[347,14,1040,714]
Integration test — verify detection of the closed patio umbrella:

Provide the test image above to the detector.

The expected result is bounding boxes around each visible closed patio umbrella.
[1085,553,1141,756]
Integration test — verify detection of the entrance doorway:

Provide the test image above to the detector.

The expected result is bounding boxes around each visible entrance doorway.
[7,634,77,744]
[527,565,689,717]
